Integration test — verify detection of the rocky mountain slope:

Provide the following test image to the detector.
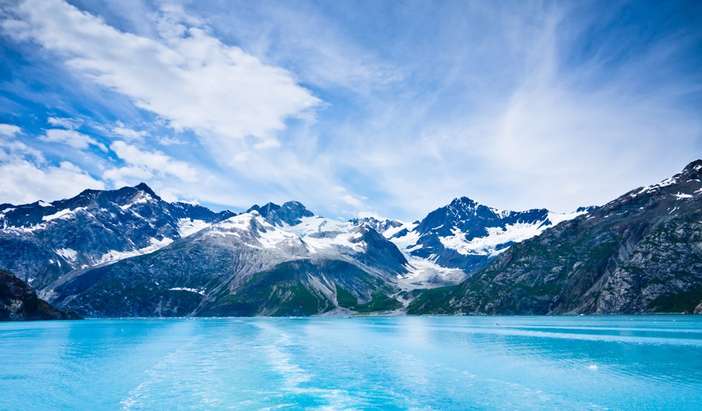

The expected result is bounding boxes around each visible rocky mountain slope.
[409,160,702,315]
[0,270,77,321]
[47,206,409,317]
[0,183,233,288]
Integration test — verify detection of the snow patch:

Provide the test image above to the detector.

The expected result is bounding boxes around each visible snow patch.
[397,256,466,290]
[257,226,301,249]
[439,223,545,256]
[288,216,366,254]
[98,237,173,265]
[387,222,420,251]
[177,218,210,237]
[0,207,15,216]
[168,287,205,296]
[547,209,587,226]
[120,193,153,210]
[437,210,584,257]
[631,176,679,197]
[42,207,86,222]
[674,192,693,200]
[55,248,77,261]
[212,212,257,232]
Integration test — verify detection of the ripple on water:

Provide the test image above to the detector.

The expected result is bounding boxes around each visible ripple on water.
[0,316,700,410]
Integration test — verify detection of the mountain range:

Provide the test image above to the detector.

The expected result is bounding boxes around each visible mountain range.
[0,160,700,318]
[409,160,702,314]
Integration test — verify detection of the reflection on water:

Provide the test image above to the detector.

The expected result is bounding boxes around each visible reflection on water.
[1,316,701,410]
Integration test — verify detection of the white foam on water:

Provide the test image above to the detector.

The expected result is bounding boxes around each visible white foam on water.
[255,322,359,410]
[120,342,195,410]
[408,325,702,347]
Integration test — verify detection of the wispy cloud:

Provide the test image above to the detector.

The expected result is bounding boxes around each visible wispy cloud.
[0,123,104,203]
[0,0,699,218]
[40,128,107,152]
[0,123,21,137]
[3,0,319,146]
[315,1,702,216]
[111,122,146,140]
[106,140,197,184]
[47,116,82,129]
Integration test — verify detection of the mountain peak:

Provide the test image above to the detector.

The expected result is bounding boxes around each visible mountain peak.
[247,202,279,214]
[247,200,313,226]
[133,182,159,198]
[449,196,478,208]
[682,159,702,177]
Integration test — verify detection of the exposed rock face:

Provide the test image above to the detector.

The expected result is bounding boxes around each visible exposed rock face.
[0,183,233,288]
[0,270,77,321]
[409,160,702,315]
[247,201,314,226]
[199,259,401,316]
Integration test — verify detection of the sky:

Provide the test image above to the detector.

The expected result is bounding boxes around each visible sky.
[0,0,700,220]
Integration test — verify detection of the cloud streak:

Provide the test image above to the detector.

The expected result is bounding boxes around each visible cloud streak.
[0,124,105,203]
[40,128,107,152]
[3,0,319,146]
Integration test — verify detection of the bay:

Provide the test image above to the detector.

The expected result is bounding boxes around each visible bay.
[1,316,701,410]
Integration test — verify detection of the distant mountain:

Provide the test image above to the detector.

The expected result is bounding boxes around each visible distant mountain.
[409,160,702,315]
[380,197,586,276]
[247,201,314,226]
[349,216,404,235]
[0,183,233,288]
[0,270,77,321]
[47,211,408,317]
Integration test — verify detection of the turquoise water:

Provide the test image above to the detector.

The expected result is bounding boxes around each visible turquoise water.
[1,316,701,410]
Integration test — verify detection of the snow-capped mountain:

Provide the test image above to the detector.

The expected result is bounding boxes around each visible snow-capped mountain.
[7,160,700,318]
[46,207,409,317]
[383,197,587,274]
[0,183,233,288]
[348,216,404,235]
[409,160,702,315]
[247,201,314,226]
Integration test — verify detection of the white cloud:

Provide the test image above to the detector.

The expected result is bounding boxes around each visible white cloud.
[322,3,702,217]
[0,160,104,204]
[0,123,21,137]
[0,132,43,162]
[47,116,82,129]
[3,1,699,219]
[40,128,107,152]
[0,126,103,204]
[112,122,146,140]
[102,165,152,187]
[200,1,399,92]
[2,0,361,214]
[106,140,197,183]
[3,0,320,147]
[157,136,186,146]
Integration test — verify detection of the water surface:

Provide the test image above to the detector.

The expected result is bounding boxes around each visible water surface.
[1,316,701,410]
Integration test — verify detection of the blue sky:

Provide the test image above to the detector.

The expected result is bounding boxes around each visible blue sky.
[0,0,700,220]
